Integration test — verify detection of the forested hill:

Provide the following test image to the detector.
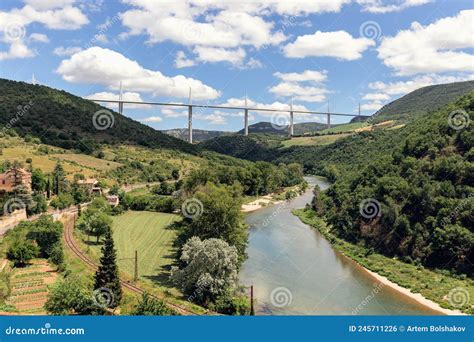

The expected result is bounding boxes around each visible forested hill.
[310,92,474,276]
[369,80,474,123]
[0,78,196,154]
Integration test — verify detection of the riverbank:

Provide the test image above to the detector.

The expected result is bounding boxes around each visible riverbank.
[293,208,473,315]
[241,182,308,213]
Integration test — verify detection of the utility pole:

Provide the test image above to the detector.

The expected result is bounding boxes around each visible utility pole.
[250,285,255,316]
[188,87,193,144]
[244,94,249,136]
[289,97,294,137]
[118,81,124,115]
[134,250,138,282]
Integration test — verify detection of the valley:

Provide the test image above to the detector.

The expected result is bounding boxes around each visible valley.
[0,78,472,317]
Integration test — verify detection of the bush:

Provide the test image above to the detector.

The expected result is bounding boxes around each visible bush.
[50,193,74,209]
[49,243,64,268]
[131,293,174,315]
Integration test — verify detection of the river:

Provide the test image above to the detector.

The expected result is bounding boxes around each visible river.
[239,176,440,315]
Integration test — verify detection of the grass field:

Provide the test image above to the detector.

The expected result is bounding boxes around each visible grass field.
[82,211,181,285]
[281,133,351,147]
[318,122,368,134]
[112,211,181,283]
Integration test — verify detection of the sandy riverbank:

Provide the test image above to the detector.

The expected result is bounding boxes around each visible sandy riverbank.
[241,195,284,213]
[358,265,465,315]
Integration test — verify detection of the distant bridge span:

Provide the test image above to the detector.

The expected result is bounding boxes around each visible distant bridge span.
[87,94,361,143]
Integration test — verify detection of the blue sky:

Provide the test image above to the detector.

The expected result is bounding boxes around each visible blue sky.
[0,0,473,131]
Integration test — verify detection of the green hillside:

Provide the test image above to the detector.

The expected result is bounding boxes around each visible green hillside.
[162,128,229,142]
[369,81,474,123]
[0,78,196,154]
[299,92,474,277]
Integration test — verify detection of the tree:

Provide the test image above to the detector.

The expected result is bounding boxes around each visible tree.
[50,193,74,209]
[7,239,39,267]
[94,230,122,309]
[71,183,91,204]
[170,237,239,305]
[80,211,112,242]
[131,293,174,315]
[26,215,63,258]
[45,278,104,315]
[52,161,68,195]
[184,183,247,260]
[31,168,46,193]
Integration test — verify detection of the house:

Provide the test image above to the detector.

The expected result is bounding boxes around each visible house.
[0,168,32,192]
[106,194,119,207]
[77,178,102,195]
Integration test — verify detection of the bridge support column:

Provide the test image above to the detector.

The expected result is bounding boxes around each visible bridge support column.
[119,80,123,114]
[327,113,331,130]
[244,95,249,136]
[244,109,249,136]
[188,87,193,144]
[289,98,294,137]
[188,105,193,144]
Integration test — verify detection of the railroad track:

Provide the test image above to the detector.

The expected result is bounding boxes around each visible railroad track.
[62,213,201,316]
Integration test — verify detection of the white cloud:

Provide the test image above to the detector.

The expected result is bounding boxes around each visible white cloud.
[245,58,263,69]
[270,69,329,103]
[85,91,151,109]
[0,2,88,60]
[368,74,474,95]
[93,33,108,44]
[269,82,328,102]
[22,0,77,10]
[161,108,188,118]
[269,0,351,15]
[377,10,474,76]
[284,30,375,60]
[29,33,49,42]
[361,101,384,111]
[361,73,474,112]
[193,46,246,66]
[174,51,195,68]
[362,93,390,101]
[197,113,227,125]
[53,46,82,56]
[140,116,162,122]
[274,70,327,83]
[57,47,220,100]
[357,0,432,14]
